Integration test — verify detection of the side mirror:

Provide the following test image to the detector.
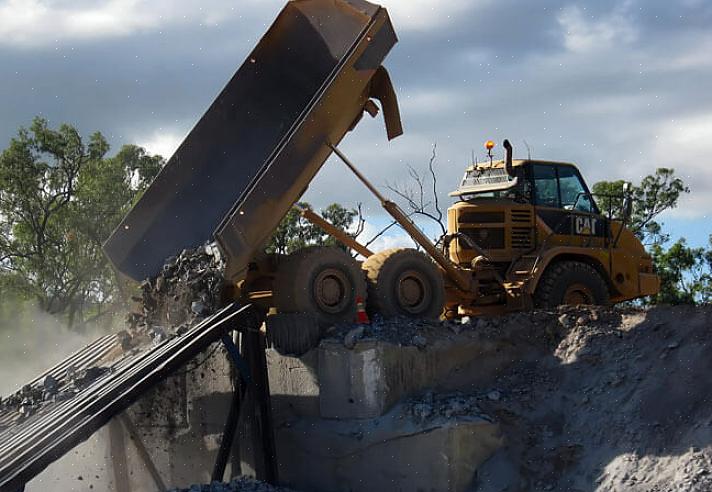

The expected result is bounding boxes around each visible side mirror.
[622,182,633,223]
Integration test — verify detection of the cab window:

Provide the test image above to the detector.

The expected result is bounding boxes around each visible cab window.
[532,165,559,207]
[558,166,594,212]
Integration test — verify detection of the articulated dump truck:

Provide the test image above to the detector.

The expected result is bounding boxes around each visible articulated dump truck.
[104,0,659,352]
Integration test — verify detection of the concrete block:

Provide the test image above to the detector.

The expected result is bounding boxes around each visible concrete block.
[269,331,523,420]
[267,349,320,423]
[275,402,503,492]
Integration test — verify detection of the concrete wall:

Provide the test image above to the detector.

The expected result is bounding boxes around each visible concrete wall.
[266,331,524,492]
[27,327,520,492]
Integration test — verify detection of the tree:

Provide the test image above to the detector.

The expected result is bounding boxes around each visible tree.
[592,168,689,246]
[0,117,163,328]
[651,237,712,305]
[266,202,364,255]
[386,144,447,238]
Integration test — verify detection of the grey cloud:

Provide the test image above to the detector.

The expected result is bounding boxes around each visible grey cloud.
[1,0,711,223]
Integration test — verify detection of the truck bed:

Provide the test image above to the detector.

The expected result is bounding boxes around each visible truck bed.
[103,0,400,282]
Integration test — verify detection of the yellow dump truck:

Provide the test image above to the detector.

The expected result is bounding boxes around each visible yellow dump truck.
[103,0,659,350]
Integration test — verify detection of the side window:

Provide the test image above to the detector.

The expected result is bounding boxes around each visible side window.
[558,166,593,212]
[532,165,559,207]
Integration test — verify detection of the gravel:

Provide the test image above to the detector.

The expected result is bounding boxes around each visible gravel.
[169,477,299,492]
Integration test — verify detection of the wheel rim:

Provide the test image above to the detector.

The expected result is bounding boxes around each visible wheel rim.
[563,283,594,305]
[313,268,351,314]
[396,269,431,314]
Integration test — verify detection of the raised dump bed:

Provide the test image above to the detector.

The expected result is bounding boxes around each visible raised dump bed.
[104,0,401,283]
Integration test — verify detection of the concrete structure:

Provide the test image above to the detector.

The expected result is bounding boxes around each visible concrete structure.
[25,326,524,491]
[265,330,528,491]
[277,404,501,492]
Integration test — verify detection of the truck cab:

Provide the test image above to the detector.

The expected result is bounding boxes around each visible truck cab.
[446,145,659,315]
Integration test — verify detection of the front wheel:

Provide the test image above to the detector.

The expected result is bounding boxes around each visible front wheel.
[534,260,610,308]
[362,248,445,319]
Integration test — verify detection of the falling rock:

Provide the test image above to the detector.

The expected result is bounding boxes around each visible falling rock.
[487,390,502,402]
[343,326,365,349]
[191,301,207,316]
[412,335,427,349]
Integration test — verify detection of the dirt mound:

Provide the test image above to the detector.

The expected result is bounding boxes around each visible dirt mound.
[473,305,712,492]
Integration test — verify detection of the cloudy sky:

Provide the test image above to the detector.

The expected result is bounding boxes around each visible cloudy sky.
[1,0,710,248]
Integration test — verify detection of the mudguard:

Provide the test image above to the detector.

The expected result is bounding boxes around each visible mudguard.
[103,0,401,282]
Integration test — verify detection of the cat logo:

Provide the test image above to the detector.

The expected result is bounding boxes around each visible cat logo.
[575,216,598,236]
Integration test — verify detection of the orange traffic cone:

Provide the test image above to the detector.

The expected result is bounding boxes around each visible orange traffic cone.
[355,296,370,324]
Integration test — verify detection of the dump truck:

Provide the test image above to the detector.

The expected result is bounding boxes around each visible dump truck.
[104,0,659,350]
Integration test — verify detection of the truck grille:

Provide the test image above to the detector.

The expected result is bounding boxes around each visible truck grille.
[512,227,533,249]
[459,227,505,250]
[458,211,505,224]
[511,209,532,223]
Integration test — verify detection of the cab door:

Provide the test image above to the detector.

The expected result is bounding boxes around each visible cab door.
[531,163,608,248]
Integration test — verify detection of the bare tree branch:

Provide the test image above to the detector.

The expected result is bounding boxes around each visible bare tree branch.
[384,142,447,238]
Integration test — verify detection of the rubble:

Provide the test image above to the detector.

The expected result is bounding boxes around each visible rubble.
[170,477,298,492]
[128,243,226,336]
[406,391,489,424]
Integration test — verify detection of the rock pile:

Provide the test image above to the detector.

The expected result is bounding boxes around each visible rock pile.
[170,477,298,492]
[474,305,712,492]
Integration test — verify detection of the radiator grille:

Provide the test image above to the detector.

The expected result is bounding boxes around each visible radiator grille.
[511,209,532,223]
[458,211,505,224]
[511,227,533,249]
[460,227,505,250]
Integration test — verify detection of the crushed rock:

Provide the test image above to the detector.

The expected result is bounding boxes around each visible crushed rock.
[473,304,712,492]
[169,477,299,492]
[128,243,226,336]
[406,391,493,424]
[324,311,564,349]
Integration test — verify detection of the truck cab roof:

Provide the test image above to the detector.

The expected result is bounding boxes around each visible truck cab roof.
[450,159,578,198]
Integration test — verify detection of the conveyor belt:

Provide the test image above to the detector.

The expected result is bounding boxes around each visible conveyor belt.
[0,303,254,492]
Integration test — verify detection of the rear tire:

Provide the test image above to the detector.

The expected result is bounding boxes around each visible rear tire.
[266,313,321,357]
[534,260,610,308]
[273,246,366,327]
[362,248,445,319]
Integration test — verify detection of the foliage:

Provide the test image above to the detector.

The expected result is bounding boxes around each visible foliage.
[266,202,364,255]
[593,168,712,305]
[592,168,689,246]
[650,237,712,305]
[0,117,163,328]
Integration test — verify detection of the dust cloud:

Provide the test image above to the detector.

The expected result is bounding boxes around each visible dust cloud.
[0,302,114,397]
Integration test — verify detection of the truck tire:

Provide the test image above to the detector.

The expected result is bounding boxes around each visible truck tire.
[273,246,366,327]
[534,260,610,308]
[266,312,321,357]
[362,248,445,319]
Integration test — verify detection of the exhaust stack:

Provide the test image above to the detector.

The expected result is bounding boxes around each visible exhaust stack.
[503,139,514,176]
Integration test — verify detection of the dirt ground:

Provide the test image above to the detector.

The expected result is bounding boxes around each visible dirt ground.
[163,301,712,492]
[472,305,712,492]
